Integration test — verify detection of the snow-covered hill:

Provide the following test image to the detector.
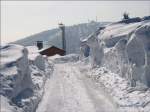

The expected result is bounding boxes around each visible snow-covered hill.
[13,21,109,54]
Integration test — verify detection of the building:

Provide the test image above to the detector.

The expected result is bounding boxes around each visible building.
[36,41,43,50]
[39,46,65,56]
[58,23,66,54]
[36,23,66,56]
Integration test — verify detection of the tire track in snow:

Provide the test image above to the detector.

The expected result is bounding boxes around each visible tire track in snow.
[36,63,116,112]
[71,65,117,112]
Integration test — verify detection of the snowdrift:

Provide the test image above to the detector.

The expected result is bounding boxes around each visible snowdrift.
[81,19,150,87]
[80,19,150,111]
[49,54,79,63]
[0,44,53,112]
[85,67,150,112]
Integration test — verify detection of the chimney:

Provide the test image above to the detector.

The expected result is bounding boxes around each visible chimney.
[59,23,66,54]
[36,41,43,50]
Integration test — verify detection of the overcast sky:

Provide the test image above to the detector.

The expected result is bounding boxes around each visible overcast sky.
[1,1,150,43]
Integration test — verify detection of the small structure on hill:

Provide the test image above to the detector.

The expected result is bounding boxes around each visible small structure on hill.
[36,41,65,56]
[39,46,65,56]
[36,41,43,50]
[36,23,66,56]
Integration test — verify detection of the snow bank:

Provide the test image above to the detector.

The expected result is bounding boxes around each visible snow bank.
[80,18,150,111]
[86,67,150,112]
[80,28,105,67]
[102,39,128,78]
[0,44,32,99]
[81,19,150,87]
[126,23,150,86]
[0,44,53,112]
[99,22,141,47]
[49,54,79,63]
[102,22,150,87]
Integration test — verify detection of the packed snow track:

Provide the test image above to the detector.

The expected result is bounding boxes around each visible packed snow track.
[36,63,116,112]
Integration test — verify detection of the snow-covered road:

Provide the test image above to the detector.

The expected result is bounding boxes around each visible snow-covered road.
[36,63,116,112]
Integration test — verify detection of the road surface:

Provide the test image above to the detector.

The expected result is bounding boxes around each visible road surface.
[36,63,117,112]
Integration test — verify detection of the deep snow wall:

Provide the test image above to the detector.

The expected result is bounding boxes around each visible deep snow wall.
[0,44,53,112]
[81,20,150,87]
[0,45,32,99]
[103,22,150,87]
[126,23,150,86]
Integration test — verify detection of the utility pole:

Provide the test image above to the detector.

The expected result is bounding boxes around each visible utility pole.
[59,23,66,54]
[96,16,97,22]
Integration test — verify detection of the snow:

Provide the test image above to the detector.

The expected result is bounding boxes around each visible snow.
[13,22,109,54]
[26,46,39,61]
[36,62,116,112]
[78,19,150,111]
[81,19,150,87]
[80,28,105,67]
[0,44,26,68]
[49,54,79,63]
[35,52,150,112]
[99,22,142,47]
[1,18,150,112]
[1,95,23,112]
[0,44,53,112]
[84,66,150,112]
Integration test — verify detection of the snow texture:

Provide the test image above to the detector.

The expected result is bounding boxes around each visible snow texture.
[85,66,150,112]
[36,57,116,112]
[1,17,150,112]
[0,44,53,112]
[81,19,150,87]
[49,54,79,64]
[81,28,105,67]
[79,18,150,111]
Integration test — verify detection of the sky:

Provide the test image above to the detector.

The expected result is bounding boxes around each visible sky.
[1,1,150,44]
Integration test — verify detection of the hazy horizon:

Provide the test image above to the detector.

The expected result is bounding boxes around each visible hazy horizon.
[1,1,150,44]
